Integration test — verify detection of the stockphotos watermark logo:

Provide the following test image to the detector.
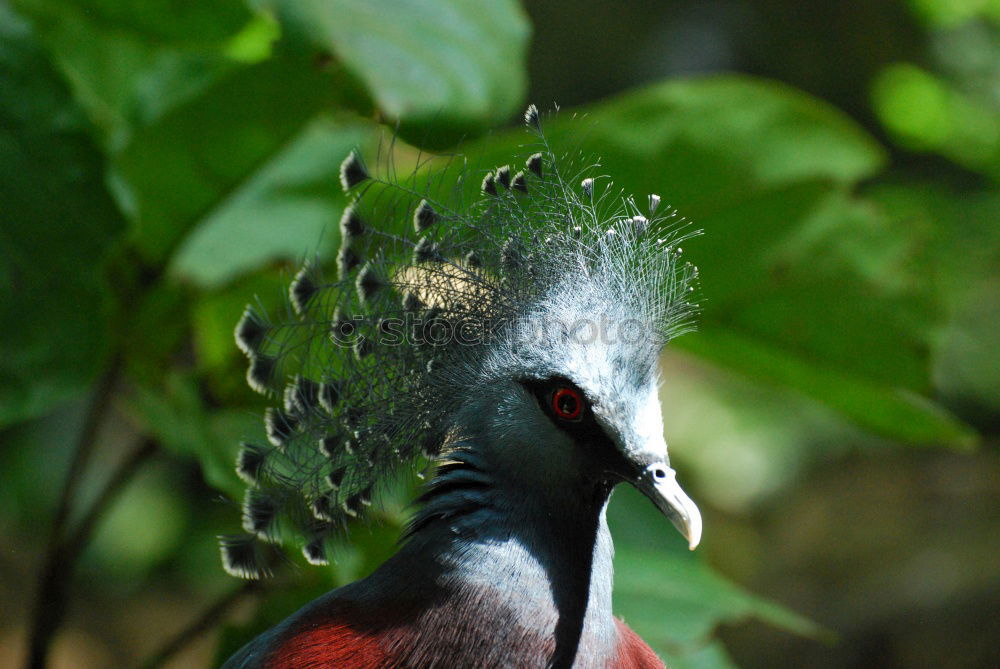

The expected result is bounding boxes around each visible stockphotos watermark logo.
[329,313,650,349]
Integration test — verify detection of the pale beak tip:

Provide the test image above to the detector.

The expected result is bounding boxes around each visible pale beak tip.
[687,522,702,551]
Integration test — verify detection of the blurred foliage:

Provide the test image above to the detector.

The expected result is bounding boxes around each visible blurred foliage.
[0,5,125,426]
[0,0,997,668]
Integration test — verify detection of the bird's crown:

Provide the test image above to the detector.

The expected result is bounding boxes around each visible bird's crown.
[220,106,699,579]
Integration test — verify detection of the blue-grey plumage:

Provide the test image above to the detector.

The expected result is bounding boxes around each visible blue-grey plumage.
[220,106,701,668]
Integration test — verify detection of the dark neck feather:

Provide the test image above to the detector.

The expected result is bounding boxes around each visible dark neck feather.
[404,453,496,540]
[387,445,619,668]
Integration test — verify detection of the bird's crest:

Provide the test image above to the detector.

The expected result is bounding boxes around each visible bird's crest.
[220,106,700,579]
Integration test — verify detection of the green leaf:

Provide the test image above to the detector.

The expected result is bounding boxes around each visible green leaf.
[0,6,125,426]
[678,330,977,449]
[168,115,372,288]
[12,0,254,149]
[269,0,530,142]
[659,640,739,669]
[872,63,1000,179]
[610,486,826,662]
[110,50,354,265]
[615,547,819,643]
[11,1,351,281]
[866,181,1000,419]
[556,75,887,211]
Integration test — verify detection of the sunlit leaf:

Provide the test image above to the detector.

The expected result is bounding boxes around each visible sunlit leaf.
[268,0,530,143]
[872,63,1000,178]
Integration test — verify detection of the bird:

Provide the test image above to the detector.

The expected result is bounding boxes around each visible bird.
[219,105,703,669]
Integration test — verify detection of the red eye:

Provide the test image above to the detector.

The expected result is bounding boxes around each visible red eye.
[551,387,583,421]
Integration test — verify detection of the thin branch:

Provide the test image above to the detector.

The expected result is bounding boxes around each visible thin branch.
[141,580,262,669]
[48,355,123,549]
[26,356,122,669]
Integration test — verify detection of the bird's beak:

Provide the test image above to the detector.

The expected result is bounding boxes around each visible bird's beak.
[634,463,702,550]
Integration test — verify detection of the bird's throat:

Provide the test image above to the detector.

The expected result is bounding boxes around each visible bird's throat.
[385,459,620,668]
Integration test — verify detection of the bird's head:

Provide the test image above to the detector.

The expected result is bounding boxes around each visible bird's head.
[453,254,701,550]
[221,105,701,578]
